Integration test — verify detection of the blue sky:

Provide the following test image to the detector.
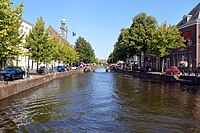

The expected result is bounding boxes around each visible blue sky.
[13,0,200,60]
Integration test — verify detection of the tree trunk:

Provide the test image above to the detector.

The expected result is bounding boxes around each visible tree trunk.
[140,52,142,70]
[32,60,34,69]
[0,60,2,69]
[161,58,165,73]
[37,62,39,70]
[3,60,6,68]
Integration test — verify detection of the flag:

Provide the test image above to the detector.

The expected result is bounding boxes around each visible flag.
[72,32,76,36]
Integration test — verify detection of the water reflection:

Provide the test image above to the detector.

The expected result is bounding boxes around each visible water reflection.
[0,70,200,132]
[94,68,106,73]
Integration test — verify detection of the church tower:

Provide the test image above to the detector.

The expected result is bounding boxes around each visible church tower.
[59,17,67,40]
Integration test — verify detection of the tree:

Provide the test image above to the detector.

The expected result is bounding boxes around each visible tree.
[75,36,96,63]
[24,17,49,70]
[149,22,185,72]
[47,35,59,66]
[107,52,114,63]
[63,43,79,65]
[48,35,61,65]
[111,28,133,62]
[0,0,24,68]
[58,41,79,65]
[129,12,157,67]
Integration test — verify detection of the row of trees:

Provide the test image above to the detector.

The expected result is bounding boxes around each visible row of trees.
[0,0,96,69]
[24,17,79,69]
[108,12,185,72]
[25,17,97,69]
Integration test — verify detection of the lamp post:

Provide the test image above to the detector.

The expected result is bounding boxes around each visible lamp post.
[27,52,32,78]
[27,56,30,78]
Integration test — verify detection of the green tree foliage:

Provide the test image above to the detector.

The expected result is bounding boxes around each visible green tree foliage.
[64,43,79,64]
[0,0,24,67]
[75,36,96,63]
[24,17,49,69]
[108,13,157,64]
[48,35,60,63]
[129,12,157,55]
[49,35,79,65]
[112,28,132,62]
[149,22,185,72]
[56,41,79,65]
[54,41,66,64]
[69,45,79,64]
[107,52,114,63]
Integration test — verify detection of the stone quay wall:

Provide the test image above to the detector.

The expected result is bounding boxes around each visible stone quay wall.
[114,67,200,86]
[0,69,84,100]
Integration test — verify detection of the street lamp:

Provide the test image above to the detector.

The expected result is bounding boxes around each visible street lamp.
[27,53,32,78]
[26,56,30,78]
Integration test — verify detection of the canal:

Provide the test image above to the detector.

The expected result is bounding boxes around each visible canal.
[0,69,200,132]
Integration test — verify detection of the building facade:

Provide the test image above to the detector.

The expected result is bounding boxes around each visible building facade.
[13,19,37,70]
[170,3,200,68]
[48,25,58,39]
[16,17,68,69]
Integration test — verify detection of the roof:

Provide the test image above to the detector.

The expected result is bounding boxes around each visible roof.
[22,18,34,26]
[48,25,57,34]
[177,2,200,27]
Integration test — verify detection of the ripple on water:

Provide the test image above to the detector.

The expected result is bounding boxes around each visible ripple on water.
[0,73,200,132]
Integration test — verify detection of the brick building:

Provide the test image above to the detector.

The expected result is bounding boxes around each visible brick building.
[48,25,58,39]
[170,3,200,68]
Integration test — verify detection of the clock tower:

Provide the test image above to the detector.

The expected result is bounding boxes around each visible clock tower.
[59,17,67,40]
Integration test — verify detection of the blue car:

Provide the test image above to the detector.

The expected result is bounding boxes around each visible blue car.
[1,67,25,81]
[56,66,65,72]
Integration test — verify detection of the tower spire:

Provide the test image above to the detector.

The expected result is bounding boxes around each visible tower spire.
[59,16,67,40]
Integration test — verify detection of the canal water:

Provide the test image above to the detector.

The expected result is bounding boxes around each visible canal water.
[0,69,200,132]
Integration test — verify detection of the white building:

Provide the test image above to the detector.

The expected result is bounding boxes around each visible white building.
[13,19,37,70]
[14,17,68,70]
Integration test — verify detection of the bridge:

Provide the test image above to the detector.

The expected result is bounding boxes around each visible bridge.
[83,65,110,72]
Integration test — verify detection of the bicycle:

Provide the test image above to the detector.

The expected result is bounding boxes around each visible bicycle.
[0,74,8,85]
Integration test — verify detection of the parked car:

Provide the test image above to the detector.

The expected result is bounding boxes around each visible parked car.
[165,66,180,75]
[1,67,25,80]
[71,66,77,70]
[48,68,55,73]
[37,66,48,74]
[56,66,65,72]
[64,66,69,71]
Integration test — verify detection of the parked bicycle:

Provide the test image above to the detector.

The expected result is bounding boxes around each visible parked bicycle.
[0,74,9,85]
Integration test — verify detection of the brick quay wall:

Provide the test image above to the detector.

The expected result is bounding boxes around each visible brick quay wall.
[113,67,200,86]
[0,69,84,101]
